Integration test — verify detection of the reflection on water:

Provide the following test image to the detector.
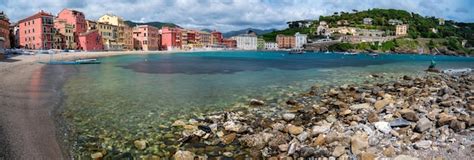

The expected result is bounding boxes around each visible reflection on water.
[57,51,474,157]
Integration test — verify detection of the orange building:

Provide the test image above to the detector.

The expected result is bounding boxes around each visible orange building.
[276,34,295,49]
[161,27,182,50]
[57,9,87,49]
[18,11,55,49]
[210,31,223,45]
[223,39,237,48]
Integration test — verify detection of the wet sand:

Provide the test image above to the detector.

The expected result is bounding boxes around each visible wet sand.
[0,50,213,159]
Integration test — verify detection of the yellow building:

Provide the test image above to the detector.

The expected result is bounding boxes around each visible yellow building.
[98,14,134,50]
[96,22,122,50]
[55,19,76,49]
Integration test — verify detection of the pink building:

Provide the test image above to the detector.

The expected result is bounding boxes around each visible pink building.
[211,31,223,45]
[18,11,55,49]
[57,9,86,49]
[78,30,103,51]
[161,27,182,50]
[132,25,160,51]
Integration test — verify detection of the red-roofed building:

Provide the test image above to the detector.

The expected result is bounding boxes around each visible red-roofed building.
[57,9,87,49]
[18,10,55,49]
[210,31,223,45]
[78,30,103,51]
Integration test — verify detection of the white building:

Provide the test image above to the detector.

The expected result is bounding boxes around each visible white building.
[294,32,307,49]
[231,34,257,50]
[264,42,278,50]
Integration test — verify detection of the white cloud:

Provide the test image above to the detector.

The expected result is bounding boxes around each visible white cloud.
[1,0,473,32]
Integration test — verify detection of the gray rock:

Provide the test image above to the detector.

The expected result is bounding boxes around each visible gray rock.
[390,118,411,128]
[287,142,299,155]
[415,117,432,132]
[394,155,419,160]
[311,123,331,136]
[297,131,309,142]
[299,146,316,157]
[271,122,285,131]
[249,99,265,106]
[374,121,392,134]
[414,140,432,149]
[283,113,296,121]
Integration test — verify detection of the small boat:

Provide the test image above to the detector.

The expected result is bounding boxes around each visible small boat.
[41,59,101,65]
[343,52,358,56]
[442,68,472,75]
[75,59,101,64]
[369,53,379,57]
[289,49,305,54]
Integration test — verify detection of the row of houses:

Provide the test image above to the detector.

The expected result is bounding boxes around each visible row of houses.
[2,9,234,52]
[229,30,308,50]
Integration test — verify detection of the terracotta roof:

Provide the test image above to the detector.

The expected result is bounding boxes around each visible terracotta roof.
[18,11,53,23]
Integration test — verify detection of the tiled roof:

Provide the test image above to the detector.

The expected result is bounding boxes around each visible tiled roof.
[18,11,53,23]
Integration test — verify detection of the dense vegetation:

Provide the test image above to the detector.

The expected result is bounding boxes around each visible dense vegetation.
[262,8,474,52]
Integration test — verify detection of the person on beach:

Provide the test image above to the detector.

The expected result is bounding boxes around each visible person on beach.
[426,59,440,72]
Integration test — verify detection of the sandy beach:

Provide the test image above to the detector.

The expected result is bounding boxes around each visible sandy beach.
[0,51,182,159]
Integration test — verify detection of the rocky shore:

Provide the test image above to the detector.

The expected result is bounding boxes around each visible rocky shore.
[163,73,473,159]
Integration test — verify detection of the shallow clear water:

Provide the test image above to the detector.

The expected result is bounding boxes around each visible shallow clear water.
[56,51,474,157]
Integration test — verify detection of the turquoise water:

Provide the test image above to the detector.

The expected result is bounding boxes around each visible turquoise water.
[56,51,474,157]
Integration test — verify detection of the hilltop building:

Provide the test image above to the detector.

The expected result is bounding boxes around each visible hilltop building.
[18,11,55,49]
[133,25,160,51]
[316,21,329,36]
[388,19,403,25]
[231,31,257,50]
[395,24,408,36]
[363,18,373,25]
[438,18,445,25]
[0,11,11,49]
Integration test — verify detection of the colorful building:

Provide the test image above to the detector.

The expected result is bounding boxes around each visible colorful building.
[98,14,132,50]
[231,31,257,50]
[223,39,237,48]
[276,34,295,49]
[133,25,160,51]
[265,42,278,50]
[0,12,11,50]
[96,22,121,50]
[54,19,76,49]
[57,9,86,49]
[52,28,66,49]
[161,27,182,50]
[78,30,103,51]
[257,38,265,50]
[210,31,223,45]
[123,25,134,50]
[198,31,211,47]
[18,10,55,49]
[294,32,307,49]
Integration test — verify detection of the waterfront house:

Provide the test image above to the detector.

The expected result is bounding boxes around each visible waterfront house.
[276,34,295,49]
[98,14,133,50]
[198,31,211,47]
[264,42,278,50]
[395,24,408,36]
[294,32,307,49]
[54,19,76,49]
[18,11,55,49]
[222,39,237,48]
[231,31,257,50]
[0,12,10,49]
[363,18,373,25]
[96,22,122,51]
[160,26,181,51]
[336,20,349,26]
[57,9,87,49]
[257,38,265,50]
[210,31,223,46]
[78,30,103,51]
[133,25,160,51]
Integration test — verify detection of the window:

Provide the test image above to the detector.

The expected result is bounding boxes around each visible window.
[32,29,34,33]
[143,40,148,44]
[144,33,147,37]
[32,20,34,24]
[33,37,35,40]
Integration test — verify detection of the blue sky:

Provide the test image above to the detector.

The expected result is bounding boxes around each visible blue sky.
[1,0,473,32]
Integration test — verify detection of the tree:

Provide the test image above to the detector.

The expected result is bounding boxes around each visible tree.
[427,40,435,50]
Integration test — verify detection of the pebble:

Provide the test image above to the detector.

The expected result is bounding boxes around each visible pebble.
[311,123,331,136]
[414,140,432,149]
[332,146,346,157]
[133,140,147,150]
[390,118,411,127]
[173,150,195,160]
[351,133,368,155]
[394,155,419,160]
[90,152,103,159]
[297,131,309,142]
[283,113,296,121]
[374,121,392,134]
[415,117,433,132]
[249,99,265,106]
[288,125,304,135]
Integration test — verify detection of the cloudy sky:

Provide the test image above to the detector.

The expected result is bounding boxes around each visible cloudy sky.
[1,0,473,32]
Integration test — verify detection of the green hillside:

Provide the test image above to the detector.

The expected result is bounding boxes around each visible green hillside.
[124,20,180,29]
